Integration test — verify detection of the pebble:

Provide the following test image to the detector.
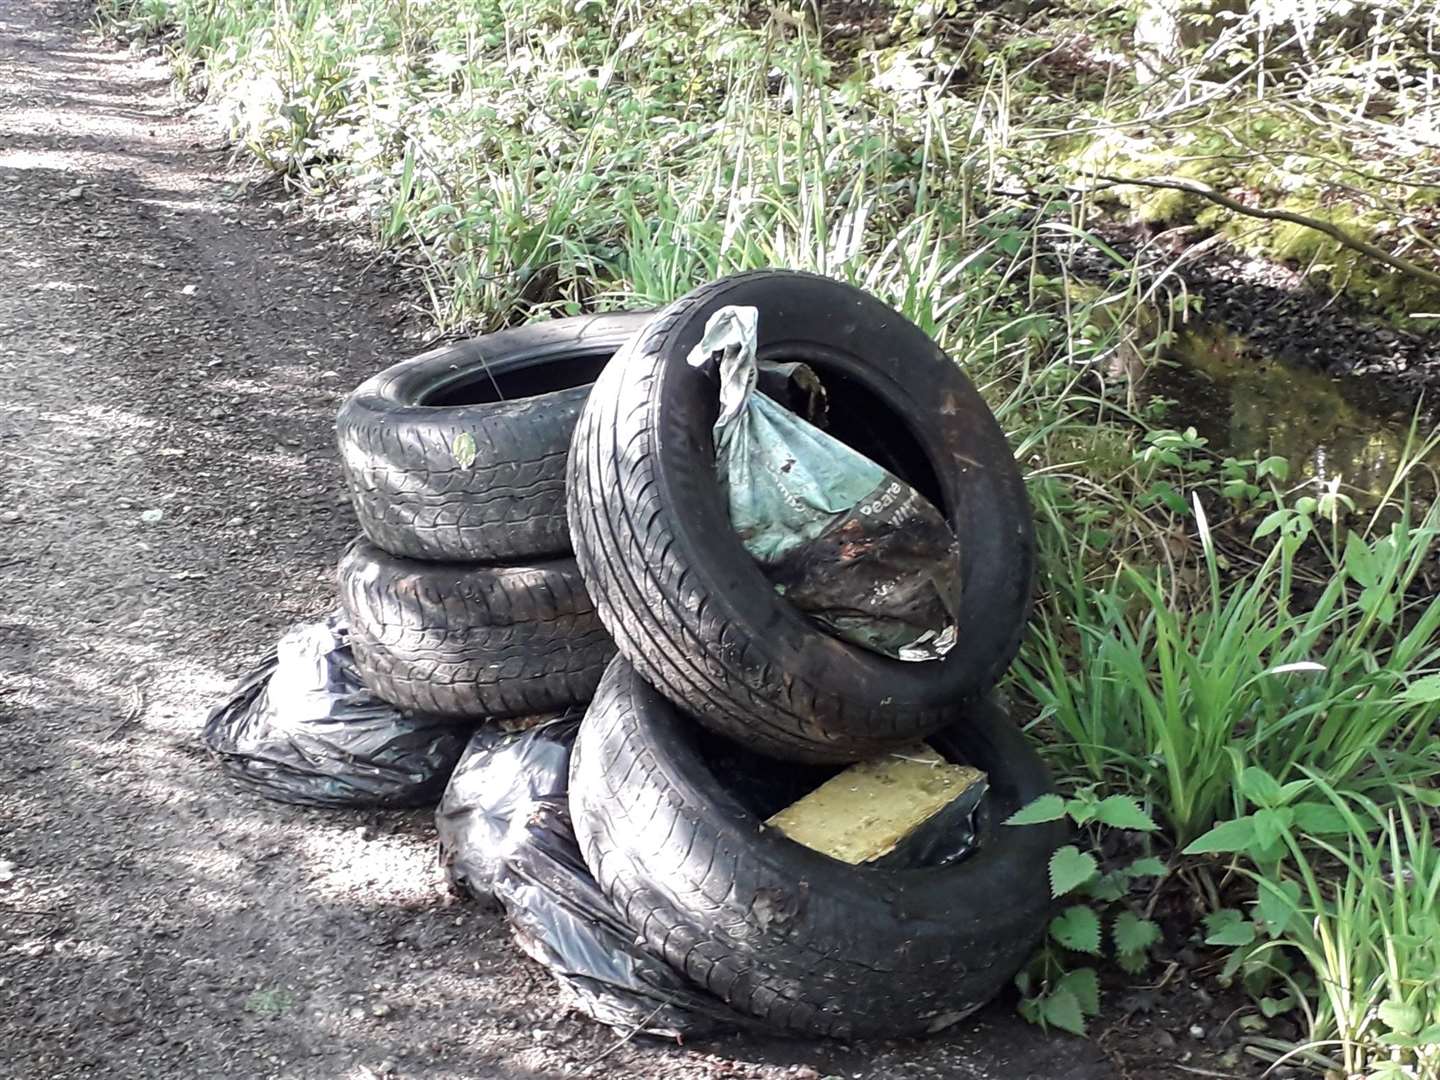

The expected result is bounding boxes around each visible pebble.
[1189,1024,1206,1039]
[371,1002,392,1018]
[0,510,21,523]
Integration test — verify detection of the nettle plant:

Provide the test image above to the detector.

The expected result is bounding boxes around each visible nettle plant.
[1005,787,1168,1035]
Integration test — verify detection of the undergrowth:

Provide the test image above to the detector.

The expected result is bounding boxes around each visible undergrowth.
[97,0,1440,1071]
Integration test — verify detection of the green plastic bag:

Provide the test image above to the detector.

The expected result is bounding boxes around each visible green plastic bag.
[687,306,962,661]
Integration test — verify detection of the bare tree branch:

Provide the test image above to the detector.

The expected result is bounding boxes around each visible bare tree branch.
[1090,173,1440,291]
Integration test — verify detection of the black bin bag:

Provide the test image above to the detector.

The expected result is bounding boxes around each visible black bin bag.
[204,614,471,808]
[436,721,754,1040]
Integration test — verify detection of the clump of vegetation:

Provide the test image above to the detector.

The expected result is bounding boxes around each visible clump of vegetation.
[100,0,1440,1069]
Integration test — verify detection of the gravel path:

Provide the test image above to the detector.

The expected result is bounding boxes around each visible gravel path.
[0,3,1243,1077]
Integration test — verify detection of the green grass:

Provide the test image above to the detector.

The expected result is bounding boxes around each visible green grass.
[1185,782,1440,1078]
[1016,492,1440,846]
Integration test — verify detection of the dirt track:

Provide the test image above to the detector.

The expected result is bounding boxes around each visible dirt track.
[0,3,1242,1077]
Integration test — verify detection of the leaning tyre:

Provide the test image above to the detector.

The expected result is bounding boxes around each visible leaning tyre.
[338,539,614,719]
[338,312,651,562]
[567,270,1034,763]
[569,657,1063,1039]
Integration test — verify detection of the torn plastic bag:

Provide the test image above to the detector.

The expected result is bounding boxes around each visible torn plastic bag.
[686,305,963,661]
[204,614,471,808]
[436,722,754,1039]
[871,772,990,868]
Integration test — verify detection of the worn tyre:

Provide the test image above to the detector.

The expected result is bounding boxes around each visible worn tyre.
[338,312,651,562]
[570,657,1063,1039]
[567,270,1034,762]
[338,539,614,719]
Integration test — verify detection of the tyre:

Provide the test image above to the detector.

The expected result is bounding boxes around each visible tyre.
[338,312,651,562]
[569,657,1063,1039]
[338,539,614,719]
[567,270,1034,762]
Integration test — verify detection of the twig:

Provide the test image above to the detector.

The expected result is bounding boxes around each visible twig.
[579,1000,670,1074]
[104,684,146,741]
[1138,960,1180,993]
[1173,1066,1246,1079]
[1089,174,1440,291]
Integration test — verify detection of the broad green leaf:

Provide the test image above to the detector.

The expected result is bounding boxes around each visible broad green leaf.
[1277,779,1313,803]
[1093,795,1158,832]
[1256,455,1289,482]
[1087,872,1126,903]
[1182,816,1257,855]
[1399,674,1440,704]
[1051,905,1103,954]
[1253,510,1288,539]
[1377,999,1423,1037]
[1005,794,1067,826]
[1065,793,1099,826]
[1219,946,1247,983]
[1361,584,1398,625]
[1255,879,1301,937]
[1240,767,1284,809]
[452,431,478,469]
[1204,909,1256,947]
[1116,947,1148,974]
[1123,856,1168,878]
[1343,531,1379,587]
[1291,802,1350,836]
[1258,995,1293,1018]
[1057,968,1101,1017]
[1252,807,1293,850]
[1040,987,1086,1035]
[1113,912,1161,955]
[1049,846,1099,898]
[1145,481,1189,515]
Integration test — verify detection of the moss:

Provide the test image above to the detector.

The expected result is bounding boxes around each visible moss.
[1061,122,1440,325]
[1232,198,1440,324]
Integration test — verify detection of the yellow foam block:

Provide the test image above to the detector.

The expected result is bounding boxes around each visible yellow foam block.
[765,743,986,865]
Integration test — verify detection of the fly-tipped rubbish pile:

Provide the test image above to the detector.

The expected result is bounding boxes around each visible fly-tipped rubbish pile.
[205,270,1064,1041]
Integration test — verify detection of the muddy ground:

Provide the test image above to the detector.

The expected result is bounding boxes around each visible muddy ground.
[0,2,1277,1077]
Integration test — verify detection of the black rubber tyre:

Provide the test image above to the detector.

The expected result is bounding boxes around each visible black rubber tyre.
[570,657,1063,1039]
[338,539,615,719]
[338,312,651,562]
[567,270,1035,762]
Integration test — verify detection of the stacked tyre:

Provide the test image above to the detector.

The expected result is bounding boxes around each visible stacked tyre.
[564,271,1065,1037]
[333,313,652,724]
[334,274,1063,1040]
